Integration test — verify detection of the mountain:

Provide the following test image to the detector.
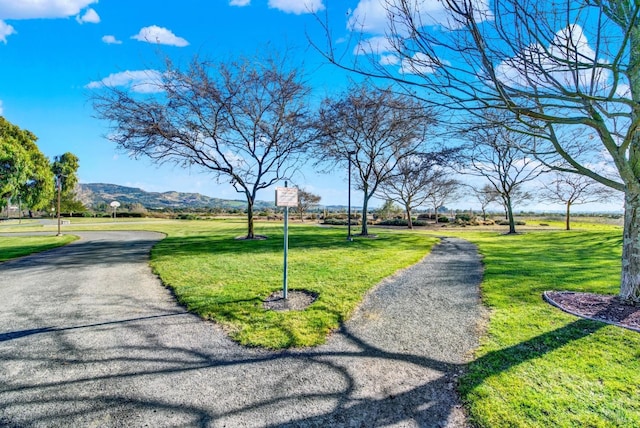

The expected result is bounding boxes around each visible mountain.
[77,183,273,210]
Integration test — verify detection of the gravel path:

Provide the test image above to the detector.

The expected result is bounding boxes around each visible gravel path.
[0,232,483,427]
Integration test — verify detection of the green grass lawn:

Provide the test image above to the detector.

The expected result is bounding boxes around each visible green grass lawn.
[452,228,640,427]
[2,216,638,425]
[0,234,77,262]
[149,220,438,348]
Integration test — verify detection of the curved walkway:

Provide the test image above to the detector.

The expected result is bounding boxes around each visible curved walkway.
[0,232,484,427]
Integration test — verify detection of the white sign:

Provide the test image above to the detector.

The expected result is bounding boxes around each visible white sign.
[275,187,298,207]
[110,201,121,208]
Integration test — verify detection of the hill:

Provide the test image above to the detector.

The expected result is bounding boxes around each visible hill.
[77,183,273,210]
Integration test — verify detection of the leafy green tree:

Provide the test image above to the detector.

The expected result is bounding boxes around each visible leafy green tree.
[0,117,54,219]
[376,199,403,221]
[52,152,80,232]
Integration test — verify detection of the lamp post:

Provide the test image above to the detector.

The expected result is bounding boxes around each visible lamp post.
[347,150,356,241]
[56,175,62,236]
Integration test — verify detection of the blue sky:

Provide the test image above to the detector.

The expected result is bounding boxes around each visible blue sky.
[0,1,624,212]
[0,0,367,206]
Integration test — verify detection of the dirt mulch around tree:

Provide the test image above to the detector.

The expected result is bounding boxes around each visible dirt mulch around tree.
[544,291,640,333]
[263,290,318,311]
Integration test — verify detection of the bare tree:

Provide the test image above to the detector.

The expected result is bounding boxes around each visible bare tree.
[295,188,321,221]
[425,175,460,223]
[315,83,435,236]
[380,149,459,228]
[318,0,640,300]
[91,53,314,239]
[471,184,500,221]
[541,172,614,230]
[465,116,543,233]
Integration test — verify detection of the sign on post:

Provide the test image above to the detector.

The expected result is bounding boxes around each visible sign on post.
[275,185,298,300]
[275,187,298,207]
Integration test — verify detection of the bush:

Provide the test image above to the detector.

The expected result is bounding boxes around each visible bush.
[456,213,472,222]
[378,218,429,227]
[323,218,361,226]
[117,212,145,218]
[437,216,450,223]
[496,219,526,226]
[177,213,200,220]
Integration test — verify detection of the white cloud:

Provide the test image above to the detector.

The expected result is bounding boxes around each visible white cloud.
[400,52,449,75]
[0,100,4,115]
[353,35,394,55]
[379,54,399,66]
[0,19,15,43]
[347,0,492,35]
[268,0,324,15]
[76,7,99,24]
[496,25,617,96]
[102,35,122,45]
[132,25,189,47]
[0,0,98,19]
[229,0,251,6]
[347,0,388,33]
[86,70,165,94]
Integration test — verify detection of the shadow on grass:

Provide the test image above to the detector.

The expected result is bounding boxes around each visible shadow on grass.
[459,318,605,394]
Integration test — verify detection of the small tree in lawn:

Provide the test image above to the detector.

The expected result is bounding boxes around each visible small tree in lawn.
[425,174,460,224]
[541,172,613,230]
[91,52,315,239]
[471,184,500,221]
[295,188,321,221]
[315,82,435,236]
[52,152,80,235]
[464,115,543,233]
[380,149,460,228]
[376,199,403,222]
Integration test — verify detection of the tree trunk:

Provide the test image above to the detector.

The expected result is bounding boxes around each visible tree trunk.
[621,192,640,303]
[361,195,369,236]
[506,197,516,234]
[246,198,255,239]
[405,204,413,229]
[565,201,571,231]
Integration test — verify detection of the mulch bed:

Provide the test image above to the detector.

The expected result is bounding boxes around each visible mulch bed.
[544,291,640,333]
[263,290,318,312]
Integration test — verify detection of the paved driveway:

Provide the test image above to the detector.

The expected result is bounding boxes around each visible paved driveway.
[0,232,483,427]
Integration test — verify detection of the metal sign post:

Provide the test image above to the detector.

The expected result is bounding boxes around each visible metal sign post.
[275,183,298,300]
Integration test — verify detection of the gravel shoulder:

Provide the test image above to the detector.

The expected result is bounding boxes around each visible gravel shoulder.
[0,232,484,427]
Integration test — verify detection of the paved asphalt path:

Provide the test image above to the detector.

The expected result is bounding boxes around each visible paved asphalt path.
[0,231,484,427]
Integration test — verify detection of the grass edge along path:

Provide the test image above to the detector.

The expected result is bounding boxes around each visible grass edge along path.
[453,229,640,428]
[0,234,78,262]
[149,221,438,349]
